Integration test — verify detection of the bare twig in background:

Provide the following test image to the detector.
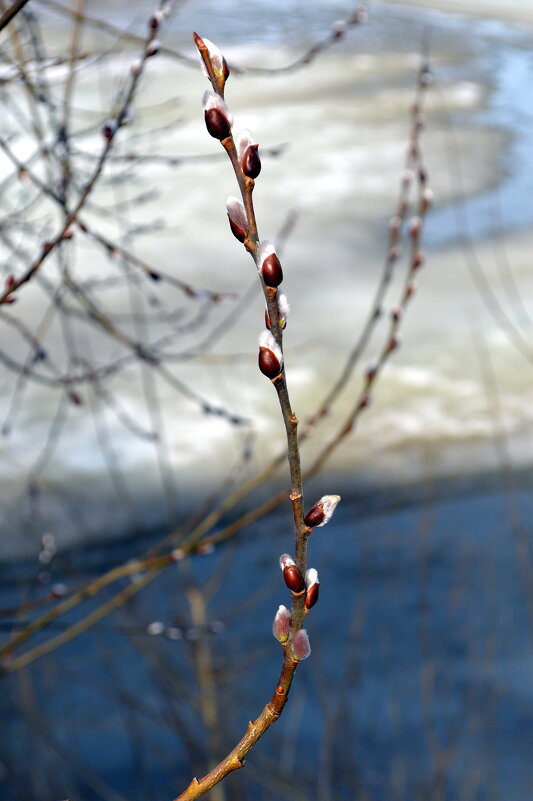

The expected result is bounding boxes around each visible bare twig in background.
[0,0,31,34]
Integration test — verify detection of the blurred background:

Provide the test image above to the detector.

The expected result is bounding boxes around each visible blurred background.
[1,0,533,799]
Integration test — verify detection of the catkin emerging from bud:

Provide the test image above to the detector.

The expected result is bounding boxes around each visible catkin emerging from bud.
[304,494,341,528]
[292,629,311,660]
[226,196,248,242]
[273,604,291,643]
[277,290,290,329]
[195,35,229,81]
[305,568,320,610]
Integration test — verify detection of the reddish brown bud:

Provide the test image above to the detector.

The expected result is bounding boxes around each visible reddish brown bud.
[262,253,283,287]
[242,144,261,179]
[279,555,305,594]
[258,330,283,379]
[305,582,319,609]
[304,495,341,528]
[203,92,232,140]
[259,347,281,379]
[3,277,17,303]
[284,564,305,593]
[258,242,283,287]
[226,196,248,243]
[102,120,117,141]
[236,129,260,179]
[304,505,325,528]
[412,252,425,270]
[204,107,231,140]
[227,214,245,242]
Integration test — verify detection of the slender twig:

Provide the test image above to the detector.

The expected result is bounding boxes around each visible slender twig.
[170,34,317,801]
[0,0,31,33]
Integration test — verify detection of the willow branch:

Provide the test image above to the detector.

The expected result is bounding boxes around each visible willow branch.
[173,657,299,801]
